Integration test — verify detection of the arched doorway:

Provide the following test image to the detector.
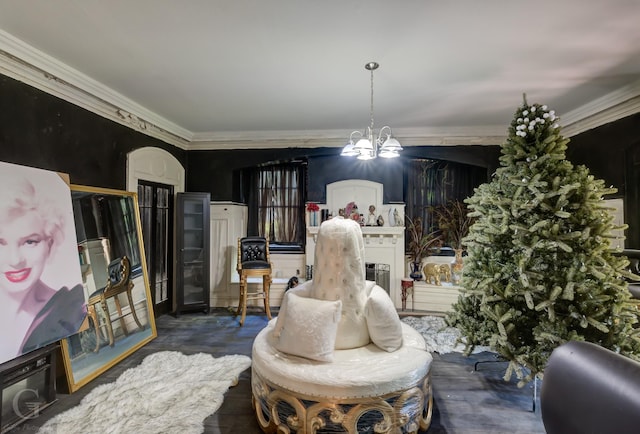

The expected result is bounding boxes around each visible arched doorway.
[127,147,185,316]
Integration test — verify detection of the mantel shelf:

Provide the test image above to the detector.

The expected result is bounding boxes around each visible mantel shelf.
[307,226,405,236]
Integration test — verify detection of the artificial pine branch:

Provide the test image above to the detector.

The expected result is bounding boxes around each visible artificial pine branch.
[446,97,640,386]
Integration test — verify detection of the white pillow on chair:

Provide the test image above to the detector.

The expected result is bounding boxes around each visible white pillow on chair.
[365,285,403,352]
[273,281,313,338]
[275,292,342,362]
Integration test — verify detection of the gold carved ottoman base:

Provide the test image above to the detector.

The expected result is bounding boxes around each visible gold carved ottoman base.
[251,368,433,434]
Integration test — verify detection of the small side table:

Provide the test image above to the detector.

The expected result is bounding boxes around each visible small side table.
[400,278,414,311]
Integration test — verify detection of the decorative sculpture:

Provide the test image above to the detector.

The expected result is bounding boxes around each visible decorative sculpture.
[423,263,451,286]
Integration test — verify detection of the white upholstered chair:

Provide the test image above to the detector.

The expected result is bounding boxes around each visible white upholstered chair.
[251,217,433,433]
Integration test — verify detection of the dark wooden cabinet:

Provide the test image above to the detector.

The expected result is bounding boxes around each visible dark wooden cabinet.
[175,192,211,315]
[1,344,58,433]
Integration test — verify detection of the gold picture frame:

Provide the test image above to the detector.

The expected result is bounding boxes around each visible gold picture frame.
[60,185,157,392]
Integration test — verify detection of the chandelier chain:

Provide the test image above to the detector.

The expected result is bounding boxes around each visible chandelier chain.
[369,65,375,134]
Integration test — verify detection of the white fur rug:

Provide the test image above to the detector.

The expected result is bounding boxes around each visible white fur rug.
[401,315,491,354]
[38,351,252,434]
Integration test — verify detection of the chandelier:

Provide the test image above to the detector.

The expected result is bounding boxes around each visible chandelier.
[341,62,402,160]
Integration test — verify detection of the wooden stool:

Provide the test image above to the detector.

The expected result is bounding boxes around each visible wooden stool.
[236,237,273,326]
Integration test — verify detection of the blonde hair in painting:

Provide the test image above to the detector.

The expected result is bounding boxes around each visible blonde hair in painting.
[0,172,66,258]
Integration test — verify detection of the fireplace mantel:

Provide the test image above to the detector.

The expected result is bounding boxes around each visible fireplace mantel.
[305,180,406,308]
[307,225,404,241]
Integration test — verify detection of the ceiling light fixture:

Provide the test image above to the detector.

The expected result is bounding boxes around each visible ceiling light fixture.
[341,61,402,160]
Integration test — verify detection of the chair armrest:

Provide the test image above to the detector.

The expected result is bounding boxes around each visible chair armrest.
[541,340,640,434]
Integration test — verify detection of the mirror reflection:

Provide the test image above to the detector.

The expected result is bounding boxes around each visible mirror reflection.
[61,185,156,392]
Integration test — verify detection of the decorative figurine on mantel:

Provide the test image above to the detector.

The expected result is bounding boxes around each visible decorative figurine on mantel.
[393,208,402,227]
[345,202,359,222]
[366,205,377,226]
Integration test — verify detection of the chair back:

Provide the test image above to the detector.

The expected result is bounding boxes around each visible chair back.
[107,256,131,288]
[238,237,271,270]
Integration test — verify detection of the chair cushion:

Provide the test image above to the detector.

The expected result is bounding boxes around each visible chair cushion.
[89,287,106,299]
[365,285,403,352]
[241,260,271,270]
[255,319,431,399]
[274,293,342,362]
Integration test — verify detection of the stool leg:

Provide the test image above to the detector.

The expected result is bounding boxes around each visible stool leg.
[263,274,272,320]
[87,304,100,352]
[113,295,129,337]
[126,284,145,331]
[101,298,115,347]
[236,274,245,317]
[239,275,248,326]
[127,290,144,330]
[262,274,271,319]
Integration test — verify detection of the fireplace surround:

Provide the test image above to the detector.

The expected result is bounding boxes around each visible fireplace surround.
[305,180,406,308]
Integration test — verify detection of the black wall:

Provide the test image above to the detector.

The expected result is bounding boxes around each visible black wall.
[2,72,639,245]
[187,145,501,203]
[567,112,640,197]
[566,112,640,246]
[0,75,186,190]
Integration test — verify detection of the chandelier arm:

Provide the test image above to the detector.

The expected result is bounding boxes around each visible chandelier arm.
[378,125,392,139]
[350,130,364,140]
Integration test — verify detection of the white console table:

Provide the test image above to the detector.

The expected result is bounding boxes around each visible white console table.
[411,282,461,313]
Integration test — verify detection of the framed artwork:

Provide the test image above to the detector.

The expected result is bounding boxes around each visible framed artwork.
[0,161,85,365]
[60,185,157,392]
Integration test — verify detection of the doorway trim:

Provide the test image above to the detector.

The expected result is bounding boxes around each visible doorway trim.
[127,147,185,316]
[126,147,185,194]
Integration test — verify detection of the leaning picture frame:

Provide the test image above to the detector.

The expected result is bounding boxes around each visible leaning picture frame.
[60,185,157,393]
[0,161,85,366]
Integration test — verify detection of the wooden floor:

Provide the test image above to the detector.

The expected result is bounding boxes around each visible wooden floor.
[9,308,545,434]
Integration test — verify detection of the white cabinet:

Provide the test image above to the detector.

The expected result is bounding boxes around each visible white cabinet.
[209,202,247,307]
[412,282,461,313]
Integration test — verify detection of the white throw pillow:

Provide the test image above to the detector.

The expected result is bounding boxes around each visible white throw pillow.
[365,285,403,352]
[273,281,313,338]
[275,293,342,362]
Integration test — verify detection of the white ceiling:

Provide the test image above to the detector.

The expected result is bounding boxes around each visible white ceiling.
[1,0,640,150]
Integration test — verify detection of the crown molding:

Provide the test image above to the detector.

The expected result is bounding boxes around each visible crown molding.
[0,30,191,149]
[561,80,640,137]
[1,29,639,151]
[187,126,507,150]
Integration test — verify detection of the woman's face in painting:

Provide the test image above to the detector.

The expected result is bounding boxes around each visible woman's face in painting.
[0,210,52,296]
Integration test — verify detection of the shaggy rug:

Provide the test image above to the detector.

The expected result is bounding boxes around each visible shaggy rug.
[401,315,492,354]
[38,351,252,434]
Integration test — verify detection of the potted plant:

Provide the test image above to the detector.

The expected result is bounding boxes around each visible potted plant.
[432,200,474,249]
[431,200,475,282]
[405,216,442,280]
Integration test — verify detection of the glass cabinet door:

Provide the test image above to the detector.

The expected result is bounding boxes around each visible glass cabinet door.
[176,192,210,315]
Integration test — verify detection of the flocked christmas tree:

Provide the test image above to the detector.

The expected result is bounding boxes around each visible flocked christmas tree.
[447,95,640,386]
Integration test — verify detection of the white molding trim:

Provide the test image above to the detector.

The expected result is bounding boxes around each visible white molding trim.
[126,147,185,194]
[0,30,191,149]
[1,28,639,151]
[187,126,508,149]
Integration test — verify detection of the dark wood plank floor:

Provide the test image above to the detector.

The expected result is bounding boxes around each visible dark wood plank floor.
[9,308,545,434]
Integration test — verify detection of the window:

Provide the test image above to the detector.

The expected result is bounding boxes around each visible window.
[246,162,306,250]
[405,159,488,234]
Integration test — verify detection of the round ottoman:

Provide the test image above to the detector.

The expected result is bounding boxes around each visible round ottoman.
[251,320,433,433]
